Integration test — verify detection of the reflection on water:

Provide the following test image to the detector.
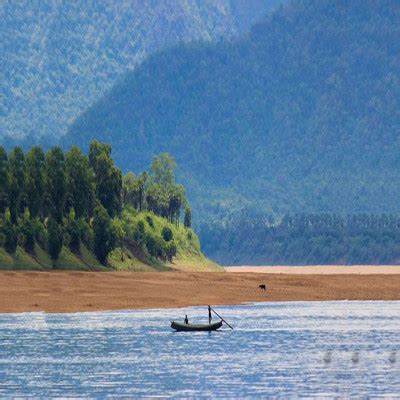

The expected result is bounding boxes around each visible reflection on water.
[0,301,399,397]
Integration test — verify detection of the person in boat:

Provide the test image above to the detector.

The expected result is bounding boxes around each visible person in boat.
[184,315,189,324]
[208,305,212,325]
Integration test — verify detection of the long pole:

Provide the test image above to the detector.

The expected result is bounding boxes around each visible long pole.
[209,306,233,330]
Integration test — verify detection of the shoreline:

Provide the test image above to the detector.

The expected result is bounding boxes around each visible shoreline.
[225,265,400,274]
[0,270,399,313]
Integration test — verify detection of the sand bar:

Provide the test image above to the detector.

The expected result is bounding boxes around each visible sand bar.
[226,265,400,274]
[0,271,399,313]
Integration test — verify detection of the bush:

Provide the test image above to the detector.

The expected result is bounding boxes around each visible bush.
[93,203,117,264]
[145,215,154,228]
[167,240,177,262]
[162,226,173,242]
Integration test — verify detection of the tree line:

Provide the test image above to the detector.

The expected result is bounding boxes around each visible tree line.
[201,212,400,265]
[0,142,192,265]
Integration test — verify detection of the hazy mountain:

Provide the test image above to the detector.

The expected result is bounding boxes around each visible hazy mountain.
[1,0,279,140]
[66,0,400,229]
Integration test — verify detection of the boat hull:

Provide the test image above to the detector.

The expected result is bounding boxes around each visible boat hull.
[171,320,223,332]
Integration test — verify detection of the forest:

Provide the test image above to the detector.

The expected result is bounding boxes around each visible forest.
[0,142,201,270]
[202,213,400,265]
[66,0,400,226]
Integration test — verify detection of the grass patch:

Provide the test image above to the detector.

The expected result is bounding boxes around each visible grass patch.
[13,246,43,270]
[78,244,108,271]
[55,246,91,270]
[0,248,15,269]
[33,244,53,269]
[107,247,167,271]
[170,252,224,272]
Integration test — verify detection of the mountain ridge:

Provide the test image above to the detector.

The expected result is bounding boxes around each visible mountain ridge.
[1,0,280,140]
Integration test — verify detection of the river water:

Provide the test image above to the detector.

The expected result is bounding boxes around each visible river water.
[0,301,399,398]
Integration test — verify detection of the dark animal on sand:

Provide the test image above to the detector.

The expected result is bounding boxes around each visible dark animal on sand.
[259,284,266,291]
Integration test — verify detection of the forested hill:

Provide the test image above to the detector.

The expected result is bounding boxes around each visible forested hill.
[0,143,220,271]
[66,0,400,229]
[1,0,280,141]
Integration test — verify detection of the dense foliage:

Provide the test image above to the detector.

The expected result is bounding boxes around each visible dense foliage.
[1,0,279,140]
[203,213,400,265]
[65,0,400,264]
[0,142,191,267]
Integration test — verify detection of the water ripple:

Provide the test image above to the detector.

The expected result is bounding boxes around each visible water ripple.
[0,301,399,397]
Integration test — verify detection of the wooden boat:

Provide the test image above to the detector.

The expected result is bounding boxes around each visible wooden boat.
[170,320,223,332]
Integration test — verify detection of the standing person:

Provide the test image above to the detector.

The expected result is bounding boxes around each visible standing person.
[208,305,212,325]
[184,315,189,324]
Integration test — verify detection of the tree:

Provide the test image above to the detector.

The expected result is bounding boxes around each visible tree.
[93,203,117,264]
[89,140,111,173]
[3,208,17,254]
[168,184,185,224]
[66,146,95,218]
[66,208,81,253]
[19,208,35,253]
[112,218,125,261]
[47,217,63,263]
[150,153,176,190]
[184,207,192,228]
[123,171,148,210]
[166,240,177,262]
[8,147,26,222]
[25,147,45,217]
[89,141,122,217]
[122,172,136,207]
[45,147,67,222]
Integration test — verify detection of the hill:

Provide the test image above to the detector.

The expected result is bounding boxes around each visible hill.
[1,0,281,141]
[64,0,400,262]
[0,143,221,271]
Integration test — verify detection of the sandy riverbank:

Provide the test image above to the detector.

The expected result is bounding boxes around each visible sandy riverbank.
[0,270,399,313]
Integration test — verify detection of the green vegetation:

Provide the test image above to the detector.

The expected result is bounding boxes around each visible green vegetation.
[1,0,278,140]
[205,213,400,266]
[0,142,219,271]
[65,0,400,263]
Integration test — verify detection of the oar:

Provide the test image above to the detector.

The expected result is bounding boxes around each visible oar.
[209,306,233,330]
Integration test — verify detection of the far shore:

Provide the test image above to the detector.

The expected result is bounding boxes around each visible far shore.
[225,265,400,274]
[0,270,399,313]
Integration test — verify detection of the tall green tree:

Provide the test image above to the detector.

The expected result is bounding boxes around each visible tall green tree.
[122,172,136,208]
[92,149,122,217]
[25,147,45,218]
[184,207,192,228]
[48,217,63,263]
[93,202,117,264]
[123,172,148,211]
[45,147,67,222]
[3,208,17,254]
[19,208,35,253]
[65,208,81,253]
[8,147,26,222]
[89,140,111,173]
[66,146,95,218]
[150,153,176,190]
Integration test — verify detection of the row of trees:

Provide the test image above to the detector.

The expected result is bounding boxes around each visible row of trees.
[0,142,192,265]
[201,212,400,265]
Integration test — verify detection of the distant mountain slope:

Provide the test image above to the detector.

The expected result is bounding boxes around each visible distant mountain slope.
[1,0,279,140]
[66,0,400,230]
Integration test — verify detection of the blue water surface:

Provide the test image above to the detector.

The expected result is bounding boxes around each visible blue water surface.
[0,301,399,398]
